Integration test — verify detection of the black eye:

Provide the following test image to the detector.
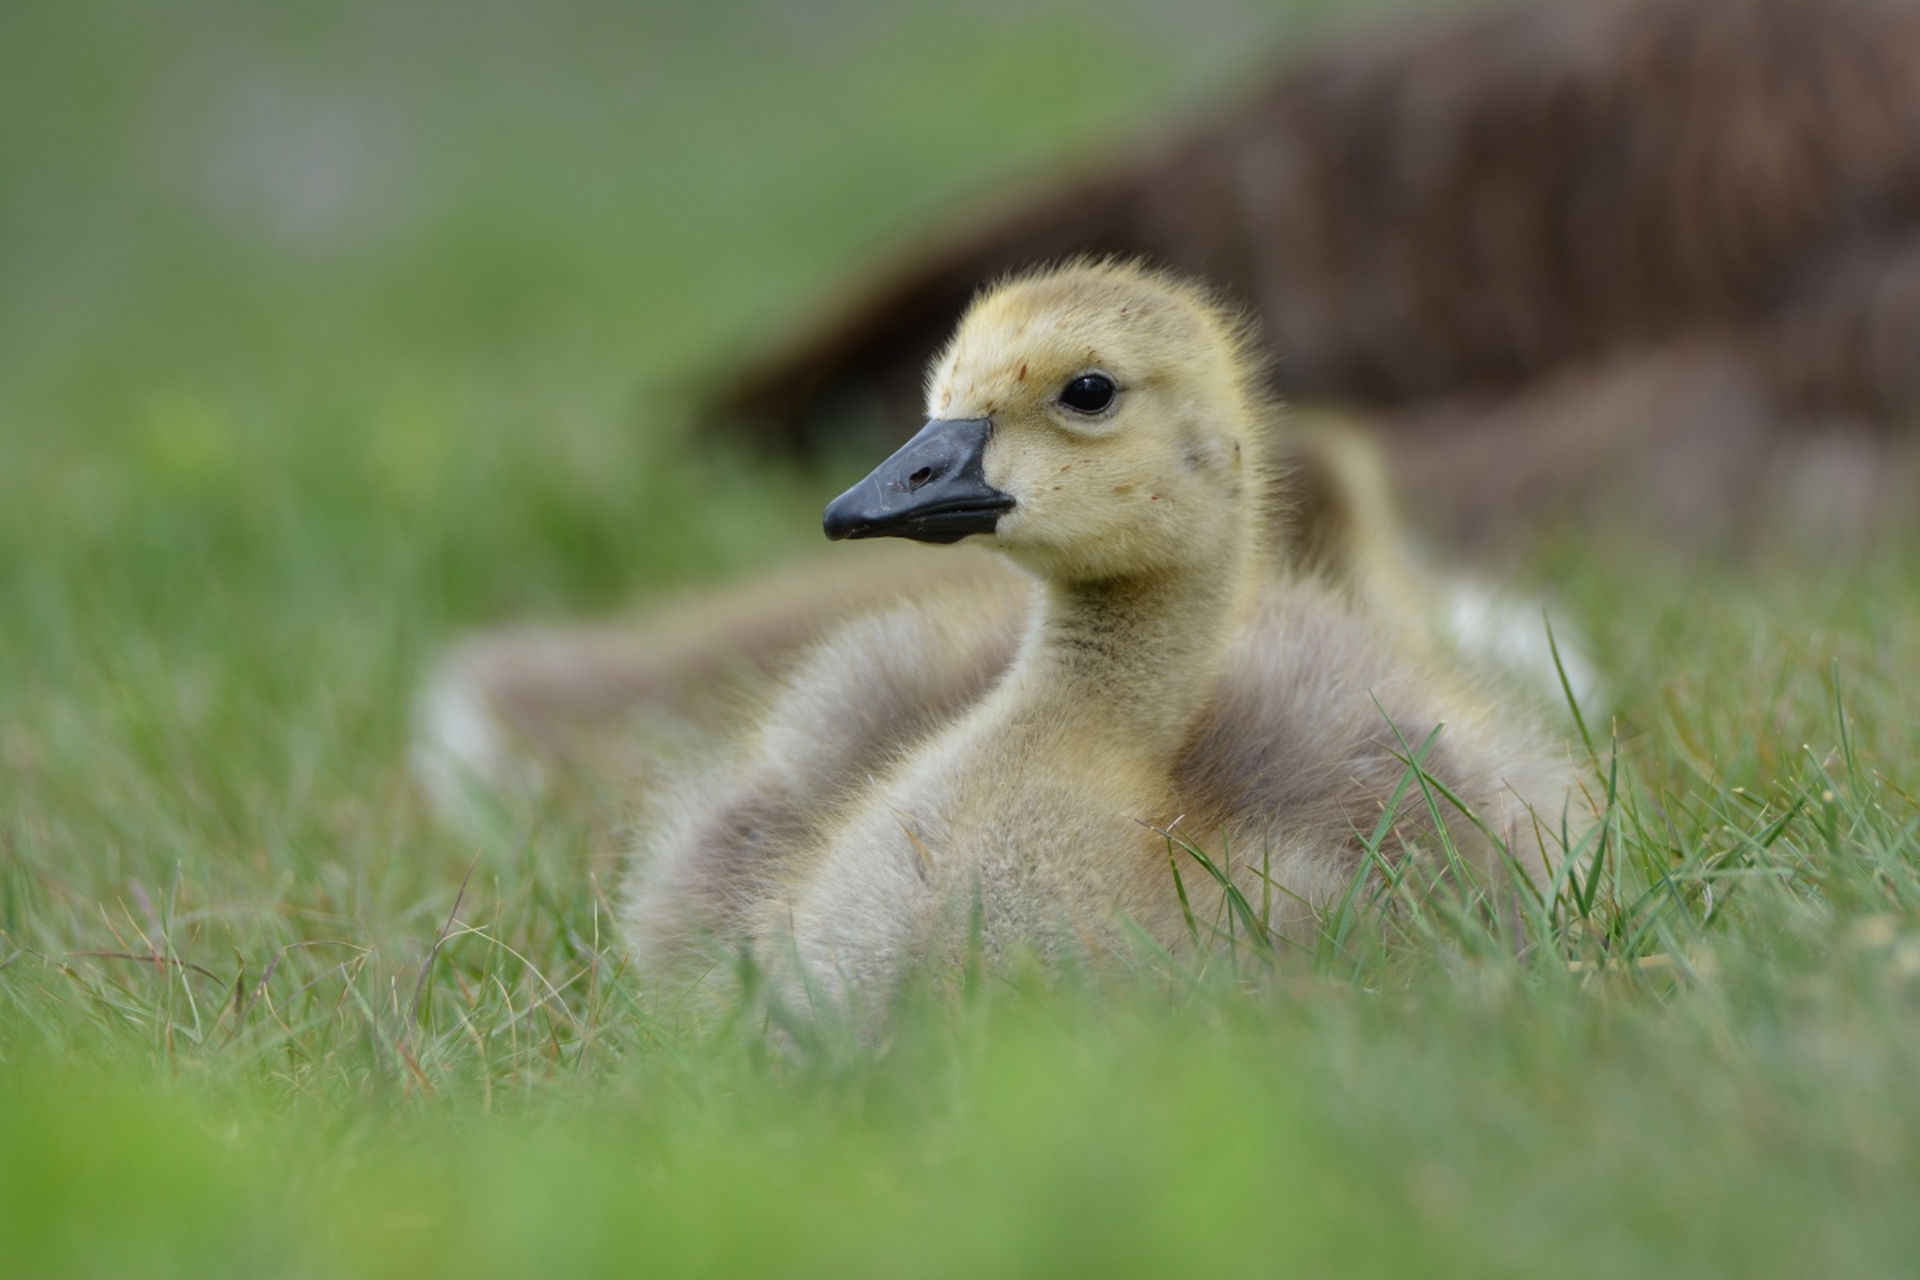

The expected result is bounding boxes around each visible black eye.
[1058,373,1116,415]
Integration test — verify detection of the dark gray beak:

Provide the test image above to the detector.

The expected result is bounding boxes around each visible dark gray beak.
[822,417,1013,544]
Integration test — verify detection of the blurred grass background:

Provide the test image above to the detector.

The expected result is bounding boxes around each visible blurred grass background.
[3,0,1919,1275]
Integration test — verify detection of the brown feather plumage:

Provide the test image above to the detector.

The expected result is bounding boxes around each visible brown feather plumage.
[714,0,1920,545]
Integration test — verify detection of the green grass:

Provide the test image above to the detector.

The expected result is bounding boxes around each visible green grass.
[4,1,1920,1275]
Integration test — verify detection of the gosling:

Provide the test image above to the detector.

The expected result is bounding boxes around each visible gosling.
[625,261,1580,1013]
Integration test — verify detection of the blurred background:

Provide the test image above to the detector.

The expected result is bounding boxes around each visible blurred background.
[2,0,1386,623]
[3,0,1916,891]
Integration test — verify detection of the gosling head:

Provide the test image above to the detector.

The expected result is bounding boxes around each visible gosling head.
[823,261,1275,584]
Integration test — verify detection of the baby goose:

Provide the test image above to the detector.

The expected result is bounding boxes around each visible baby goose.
[625,261,1578,1010]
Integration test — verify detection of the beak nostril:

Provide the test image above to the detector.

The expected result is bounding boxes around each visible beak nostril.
[908,465,934,490]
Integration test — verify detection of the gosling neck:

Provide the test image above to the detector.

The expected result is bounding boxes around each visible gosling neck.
[1009,545,1259,758]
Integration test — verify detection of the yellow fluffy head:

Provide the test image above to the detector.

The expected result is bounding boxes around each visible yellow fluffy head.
[926,260,1278,582]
